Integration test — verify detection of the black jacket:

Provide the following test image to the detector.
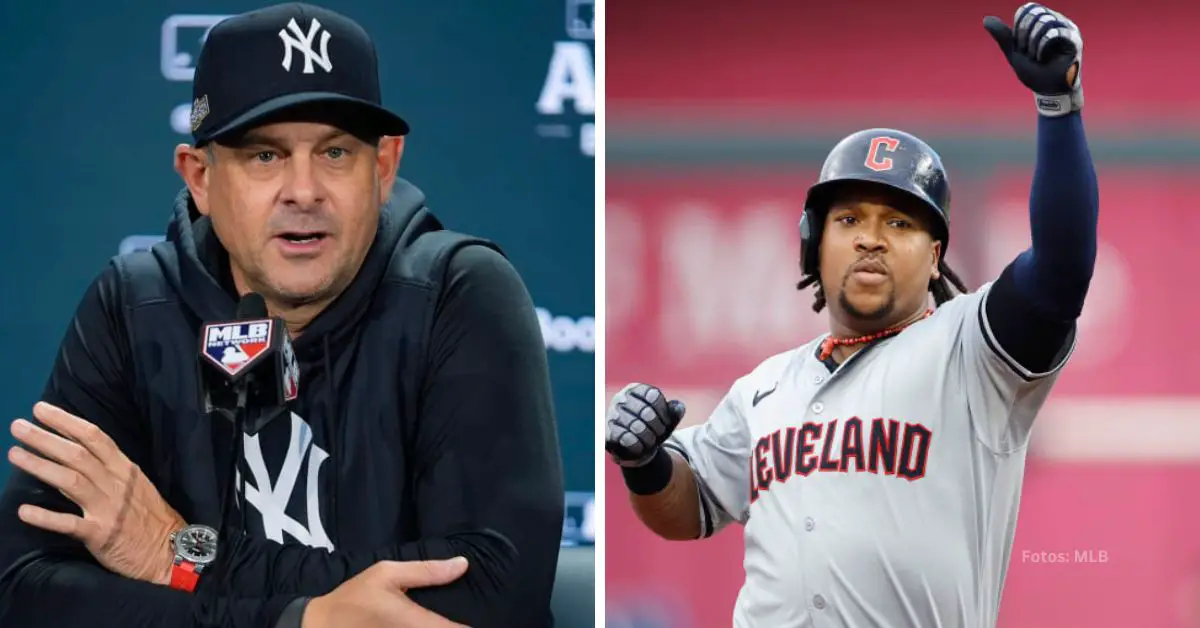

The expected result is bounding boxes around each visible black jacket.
[0,180,565,627]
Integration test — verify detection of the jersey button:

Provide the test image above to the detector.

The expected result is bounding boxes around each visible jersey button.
[813,375,824,385]
[813,594,826,610]
[811,402,824,414]
[804,518,815,531]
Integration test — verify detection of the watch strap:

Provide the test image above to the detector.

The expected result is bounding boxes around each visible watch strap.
[170,560,201,593]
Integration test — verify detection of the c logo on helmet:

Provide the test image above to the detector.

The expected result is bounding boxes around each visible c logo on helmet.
[865,136,901,172]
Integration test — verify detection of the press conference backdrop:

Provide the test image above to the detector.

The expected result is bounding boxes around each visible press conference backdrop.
[0,1,595,546]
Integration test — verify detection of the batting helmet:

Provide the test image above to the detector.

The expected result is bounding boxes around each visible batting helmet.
[798,128,951,277]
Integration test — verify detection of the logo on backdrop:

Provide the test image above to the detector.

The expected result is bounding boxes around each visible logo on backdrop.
[119,234,166,255]
[161,14,234,135]
[562,490,595,546]
[535,0,595,158]
[536,307,595,353]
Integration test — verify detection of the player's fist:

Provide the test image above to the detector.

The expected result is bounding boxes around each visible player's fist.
[605,383,686,468]
[983,3,1083,117]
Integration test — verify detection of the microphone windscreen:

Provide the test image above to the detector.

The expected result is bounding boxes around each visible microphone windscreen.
[236,293,268,319]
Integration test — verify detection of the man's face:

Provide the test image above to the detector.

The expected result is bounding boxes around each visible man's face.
[177,121,403,307]
[817,188,941,326]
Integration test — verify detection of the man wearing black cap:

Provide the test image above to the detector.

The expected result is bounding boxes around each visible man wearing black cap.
[0,3,565,627]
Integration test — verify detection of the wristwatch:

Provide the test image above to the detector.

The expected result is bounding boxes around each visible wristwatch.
[168,524,219,593]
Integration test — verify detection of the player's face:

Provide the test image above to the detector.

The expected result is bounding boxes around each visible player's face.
[818,192,941,328]
[178,122,404,308]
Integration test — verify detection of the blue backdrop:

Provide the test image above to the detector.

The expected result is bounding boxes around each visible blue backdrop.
[0,1,595,544]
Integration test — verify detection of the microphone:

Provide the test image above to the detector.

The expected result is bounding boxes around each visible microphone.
[197,293,300,540]
[197,293,299,435]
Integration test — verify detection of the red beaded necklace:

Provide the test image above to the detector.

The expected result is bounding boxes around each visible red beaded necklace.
[819,309,934,361]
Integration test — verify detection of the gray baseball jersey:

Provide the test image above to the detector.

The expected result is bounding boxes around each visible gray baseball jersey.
[664,283,1075,628]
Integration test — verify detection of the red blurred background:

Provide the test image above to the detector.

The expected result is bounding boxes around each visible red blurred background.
[605,1,1200,626]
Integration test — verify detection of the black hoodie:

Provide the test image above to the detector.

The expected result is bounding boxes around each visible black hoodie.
[0,179,565,627]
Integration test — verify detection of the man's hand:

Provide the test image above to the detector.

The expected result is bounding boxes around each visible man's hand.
[7,402,185,585]
[605,383,686,468]
[983,2,1084,117]
[303,558,471,628]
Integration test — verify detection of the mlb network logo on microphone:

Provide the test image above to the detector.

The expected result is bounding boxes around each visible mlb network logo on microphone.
[203,320,273,378]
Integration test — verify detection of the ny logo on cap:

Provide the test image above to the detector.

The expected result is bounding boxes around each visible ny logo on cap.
[279,17,333,74]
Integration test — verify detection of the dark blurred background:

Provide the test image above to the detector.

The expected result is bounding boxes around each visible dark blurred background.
[605,0,1200,626]
[0,0,595,547]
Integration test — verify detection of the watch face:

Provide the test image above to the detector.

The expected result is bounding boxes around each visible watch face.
[175,525,219,565]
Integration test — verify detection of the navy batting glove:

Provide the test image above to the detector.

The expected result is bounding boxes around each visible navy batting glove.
[984,3,1084,117]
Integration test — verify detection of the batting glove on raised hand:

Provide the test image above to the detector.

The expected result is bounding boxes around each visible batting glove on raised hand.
[984,3,1083,117]
[605,383,686,468]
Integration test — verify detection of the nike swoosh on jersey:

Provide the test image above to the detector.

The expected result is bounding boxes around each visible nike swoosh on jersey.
[752,385,778,407]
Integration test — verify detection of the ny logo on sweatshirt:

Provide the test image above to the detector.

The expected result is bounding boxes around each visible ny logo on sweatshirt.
[240,412,334,550]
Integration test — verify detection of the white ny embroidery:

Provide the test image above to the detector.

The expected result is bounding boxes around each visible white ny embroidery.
[279,17,333,74]
[242,412,334,550]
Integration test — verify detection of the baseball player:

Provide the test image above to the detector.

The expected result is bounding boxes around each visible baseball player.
[605,4,1099,627]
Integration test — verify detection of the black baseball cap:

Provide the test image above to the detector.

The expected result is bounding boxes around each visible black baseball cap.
[189,2,409,146]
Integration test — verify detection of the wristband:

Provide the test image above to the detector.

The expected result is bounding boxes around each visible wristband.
[621,448,674,496]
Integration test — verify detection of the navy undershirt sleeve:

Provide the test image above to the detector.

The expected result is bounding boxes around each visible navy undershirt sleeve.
[984,112,1100,373]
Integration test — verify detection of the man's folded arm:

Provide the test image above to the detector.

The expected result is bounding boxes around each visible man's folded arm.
[0,267,302,627]
[0,549,300,628]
